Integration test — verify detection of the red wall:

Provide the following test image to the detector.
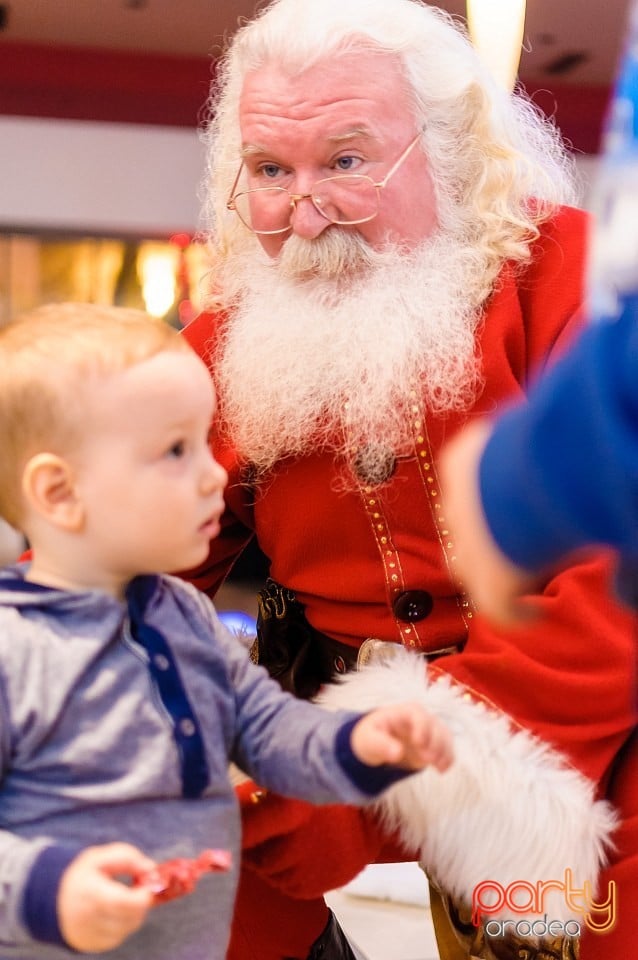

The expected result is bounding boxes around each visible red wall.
[0,40,610,153]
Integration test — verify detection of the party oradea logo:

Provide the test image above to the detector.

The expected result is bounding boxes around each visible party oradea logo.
[471,869,617,938]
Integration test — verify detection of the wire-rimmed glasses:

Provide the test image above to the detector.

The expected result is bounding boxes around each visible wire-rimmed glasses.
[226,130,423,235]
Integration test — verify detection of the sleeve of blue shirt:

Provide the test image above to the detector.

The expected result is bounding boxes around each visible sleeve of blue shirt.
[479,293,638,571]
[22,844,82,948]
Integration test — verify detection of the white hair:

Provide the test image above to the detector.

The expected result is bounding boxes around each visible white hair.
[200,0,580,307]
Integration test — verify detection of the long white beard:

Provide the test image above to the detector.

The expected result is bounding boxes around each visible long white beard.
[215,230,488,475]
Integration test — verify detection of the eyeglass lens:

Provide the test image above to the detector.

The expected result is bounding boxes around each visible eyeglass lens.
[233,175,379,233]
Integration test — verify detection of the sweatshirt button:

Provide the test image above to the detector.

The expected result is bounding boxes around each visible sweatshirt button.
[179,718,196,736]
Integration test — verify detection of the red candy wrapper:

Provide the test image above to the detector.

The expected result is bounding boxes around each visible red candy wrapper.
[135,849,232,904]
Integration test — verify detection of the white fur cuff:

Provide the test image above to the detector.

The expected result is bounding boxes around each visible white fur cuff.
[317,651,616,928]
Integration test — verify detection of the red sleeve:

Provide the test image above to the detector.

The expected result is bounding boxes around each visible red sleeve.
[435,206,637,789]
[434,551,637,790]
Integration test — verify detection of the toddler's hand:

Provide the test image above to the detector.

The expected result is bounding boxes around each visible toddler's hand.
[351,702,453,772]
[57,843,156,953]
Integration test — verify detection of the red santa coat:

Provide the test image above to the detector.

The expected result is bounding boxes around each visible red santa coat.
[183,205,637,958]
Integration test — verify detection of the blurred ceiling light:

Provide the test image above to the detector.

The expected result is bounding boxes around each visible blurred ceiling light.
[137,243,178,318]
[467,0,527,91]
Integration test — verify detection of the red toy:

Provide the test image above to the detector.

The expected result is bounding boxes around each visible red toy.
[135,849,232,904]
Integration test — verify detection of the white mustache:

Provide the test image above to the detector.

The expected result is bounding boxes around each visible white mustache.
[276,229,378,280]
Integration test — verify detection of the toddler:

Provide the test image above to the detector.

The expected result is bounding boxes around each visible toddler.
[0,303,452,960]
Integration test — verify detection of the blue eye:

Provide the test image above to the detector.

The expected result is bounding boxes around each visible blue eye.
[167,440,185,458]
[260,163,283,180]
[335,156,359,172]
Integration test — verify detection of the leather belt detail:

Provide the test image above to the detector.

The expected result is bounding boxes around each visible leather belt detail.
[356,636,461,669]
[313,631,462,678]
[254,578,464,699]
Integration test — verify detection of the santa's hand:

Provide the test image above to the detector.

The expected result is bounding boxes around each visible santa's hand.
[237,783,399,898]
[351,702,453,771]
[57,844,155,953]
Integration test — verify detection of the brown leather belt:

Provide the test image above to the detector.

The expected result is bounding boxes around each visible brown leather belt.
[313,628,463,680]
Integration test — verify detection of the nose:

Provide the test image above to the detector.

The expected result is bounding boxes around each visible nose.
[288,193,332,240]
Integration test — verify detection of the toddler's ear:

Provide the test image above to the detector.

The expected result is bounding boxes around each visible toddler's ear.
[21,453,84,531]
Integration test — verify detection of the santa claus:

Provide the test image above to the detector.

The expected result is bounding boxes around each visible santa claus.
[181,1,638,958]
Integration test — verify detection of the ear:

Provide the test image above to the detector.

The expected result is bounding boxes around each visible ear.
[21,453,85,531]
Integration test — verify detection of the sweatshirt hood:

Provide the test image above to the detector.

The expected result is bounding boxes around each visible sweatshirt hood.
[0,563,126,619]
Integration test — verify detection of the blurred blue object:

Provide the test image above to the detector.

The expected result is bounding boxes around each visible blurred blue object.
[218,609,257,638]
[588,0,638,320]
